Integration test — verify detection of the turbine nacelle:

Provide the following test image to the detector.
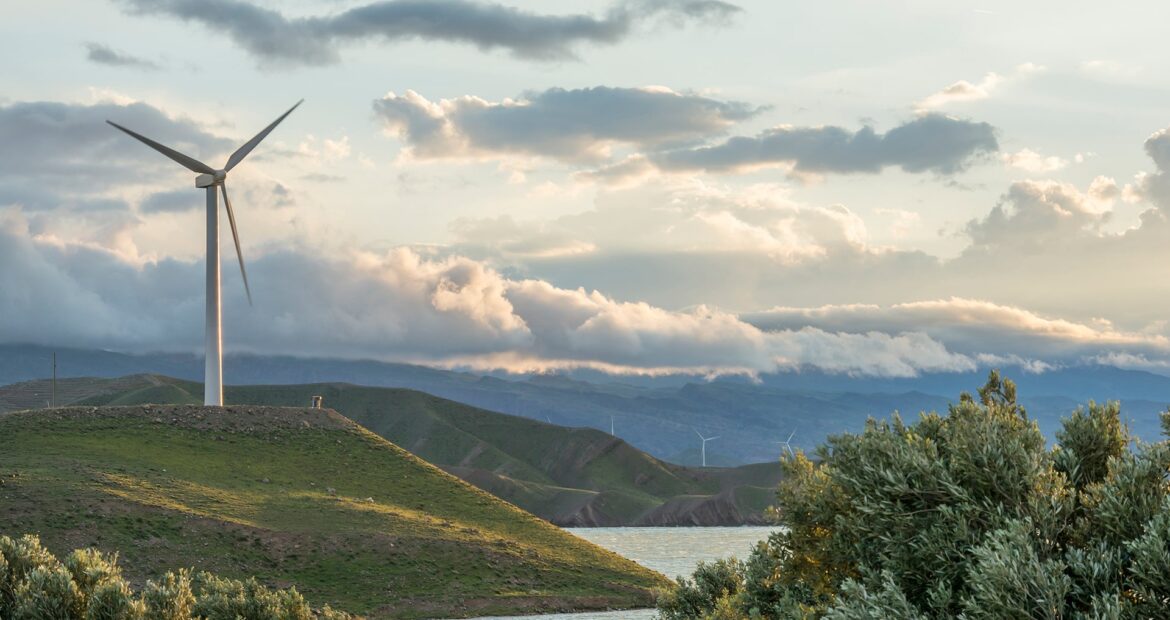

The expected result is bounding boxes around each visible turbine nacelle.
[195,170,228,188]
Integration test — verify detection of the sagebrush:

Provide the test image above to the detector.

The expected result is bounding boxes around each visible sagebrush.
[658,371,1170,619]
[0,534,355,619]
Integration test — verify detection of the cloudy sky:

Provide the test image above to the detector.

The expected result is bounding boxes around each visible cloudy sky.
[4,0,1170,378]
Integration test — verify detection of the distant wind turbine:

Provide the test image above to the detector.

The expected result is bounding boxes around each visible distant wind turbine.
[108,100,303,406]
[775,429,796,457]
[694,429,720,467]
[610,415,615,436]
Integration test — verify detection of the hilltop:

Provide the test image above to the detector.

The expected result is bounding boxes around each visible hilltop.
[7,375,785,526]
[0,404,669,618]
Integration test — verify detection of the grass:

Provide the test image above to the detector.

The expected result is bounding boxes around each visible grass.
[0,405,670,618]
[68,377,784,526]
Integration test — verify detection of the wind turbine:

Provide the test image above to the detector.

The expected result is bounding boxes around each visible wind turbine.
[107,100,303,406]
[775,429,796,457]
[694,430,720,467]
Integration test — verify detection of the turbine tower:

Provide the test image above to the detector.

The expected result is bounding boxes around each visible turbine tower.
[108,100,303,406]
[694,429,720,467]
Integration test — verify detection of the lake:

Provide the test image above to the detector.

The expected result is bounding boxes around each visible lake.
[465,526,779,620]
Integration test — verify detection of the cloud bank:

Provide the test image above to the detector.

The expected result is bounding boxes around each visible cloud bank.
[119,0,741,66]
[745,298,1169,366]
[0,211,971,378]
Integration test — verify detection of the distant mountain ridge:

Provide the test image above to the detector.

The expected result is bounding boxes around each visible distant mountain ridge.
[3,343,1168,464]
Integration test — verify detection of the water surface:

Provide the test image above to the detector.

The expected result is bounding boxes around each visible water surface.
[465,526,778,620]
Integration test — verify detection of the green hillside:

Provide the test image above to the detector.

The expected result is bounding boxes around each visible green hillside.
[60,375,784,526]
[0,405,669,618]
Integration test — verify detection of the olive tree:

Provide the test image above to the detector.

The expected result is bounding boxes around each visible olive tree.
[658,372,1170,619]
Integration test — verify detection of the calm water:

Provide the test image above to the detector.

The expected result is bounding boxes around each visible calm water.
[464,526,778,620]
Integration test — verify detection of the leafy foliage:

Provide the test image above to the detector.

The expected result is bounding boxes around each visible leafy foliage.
[0,534,354,619]
[658,371,1170,619]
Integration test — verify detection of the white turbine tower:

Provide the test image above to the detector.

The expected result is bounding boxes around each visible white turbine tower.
[108,100,303,406]
[775,429,796,457]
[694,430,720,467]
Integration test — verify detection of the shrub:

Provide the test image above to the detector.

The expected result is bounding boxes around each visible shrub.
[85,579,146,620]
[657,558,746,620]
[192,572,315,620]
[13,565,84,619]
[0,535,356,619]
[142,569,195,620]
[658,371,1170,619]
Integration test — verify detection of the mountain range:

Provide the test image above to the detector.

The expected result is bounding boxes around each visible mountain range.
[3,343,1168,464]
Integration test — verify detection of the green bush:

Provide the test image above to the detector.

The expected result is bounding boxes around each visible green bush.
[658,371,1170,619]
[658,558,746,620]
[0,534,356,619]
[142,569,196,620]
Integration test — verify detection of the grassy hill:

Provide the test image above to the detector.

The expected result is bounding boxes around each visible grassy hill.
[71,376,784,526]
[6,375,785,525]
[0,404,670,618]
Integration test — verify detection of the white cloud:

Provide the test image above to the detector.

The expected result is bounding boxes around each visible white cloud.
[451,181,871,264]
[1001,148,1069,173]
[916,72,1004,111]
[873,208,921,239]
[745,298,1170,364]
[915,63,1043,112]
[297,134,352,164]
[964,178,1118,248]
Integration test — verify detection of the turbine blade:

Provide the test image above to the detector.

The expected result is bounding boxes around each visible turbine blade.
[787,430,796,442]
[220,184,253,306]
[708,436,720,441]
[224,99,303,171]
[694,430,704,440]
[106,120,215,174]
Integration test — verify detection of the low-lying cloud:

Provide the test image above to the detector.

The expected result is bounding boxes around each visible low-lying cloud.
[745,298,1169,366]
[0,214,972,378]
[118,0,741,66]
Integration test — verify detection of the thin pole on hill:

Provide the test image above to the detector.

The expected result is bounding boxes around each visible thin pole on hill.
[51,352,57,409]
